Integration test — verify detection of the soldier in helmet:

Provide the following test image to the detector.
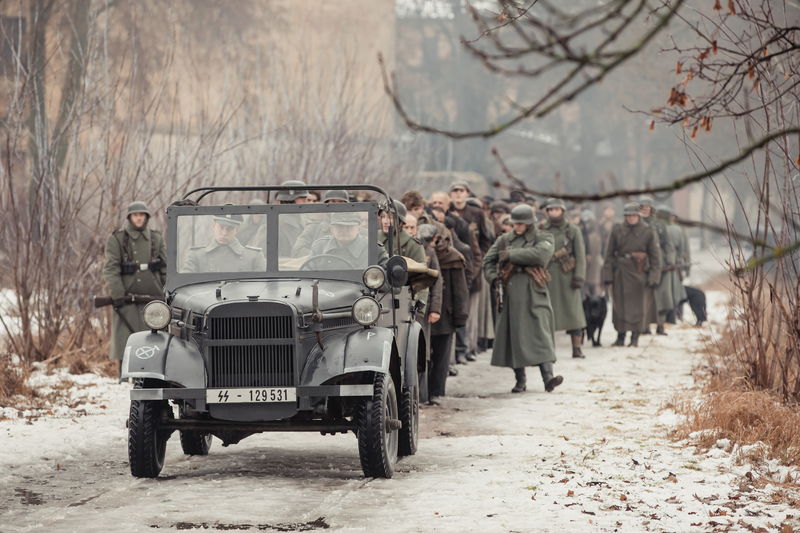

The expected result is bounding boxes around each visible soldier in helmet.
[540,198,588,358]
[275,180,310,257]
[183,213,266,273]
[379,199,429,311]
[309,211,387,268]
[102,201,167,375]
[602,202,662,347]
[483,204,563,393]
[656,204,687,325]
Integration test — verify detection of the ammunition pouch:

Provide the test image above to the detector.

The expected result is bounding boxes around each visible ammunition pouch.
[120,262,138,275]
[501,264,550,288]
[553,247,576,273]
[626,252,649,273]
[148,259,163,272]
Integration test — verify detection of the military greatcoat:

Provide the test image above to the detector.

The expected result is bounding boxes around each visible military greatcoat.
[483,226,556,369]
[650,217,676,314]
[540,218,587,332]
[102,223,167,361]
[184,239,266,273]
[665,221,688,306]
[602,221,662,333]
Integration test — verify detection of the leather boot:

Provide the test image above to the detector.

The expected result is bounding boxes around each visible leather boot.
[628,331,640,347]
[571,335,586,358]
[656,324,667,335]
[539,363,564,393]
[511,368,527,393]
[612,331,626,347]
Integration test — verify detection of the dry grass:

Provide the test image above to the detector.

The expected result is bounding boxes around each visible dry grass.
[0,355,32,405]
[673,389,800,468]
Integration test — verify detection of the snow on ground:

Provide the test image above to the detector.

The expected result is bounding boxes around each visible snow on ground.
[1,245,799,532]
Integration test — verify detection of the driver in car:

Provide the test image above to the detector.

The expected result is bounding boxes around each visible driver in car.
[184,213,266,273]
[310,212,388,268]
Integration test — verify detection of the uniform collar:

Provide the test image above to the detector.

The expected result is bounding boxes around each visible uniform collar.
[205,238,246,255]
[125,222,150,240]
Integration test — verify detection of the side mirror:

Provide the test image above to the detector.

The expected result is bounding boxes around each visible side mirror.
[386,256,408,288]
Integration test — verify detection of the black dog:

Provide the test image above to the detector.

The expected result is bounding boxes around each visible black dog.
[583,295,608,347]
[680,285,707,326]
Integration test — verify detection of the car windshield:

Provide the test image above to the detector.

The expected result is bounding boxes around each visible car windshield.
[174,207,375,276]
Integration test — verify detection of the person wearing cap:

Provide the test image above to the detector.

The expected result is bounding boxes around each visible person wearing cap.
[184,213,266,273]
[484,204,563,393]
[449,181,494,253]
[638,195,655,220]
[275,180,310,257]
[602,202,662,347]
[643,203,677,335]
[656,204,687,327]
[102,201,167,374]
[310,212,387,268]
[540,198,587,358]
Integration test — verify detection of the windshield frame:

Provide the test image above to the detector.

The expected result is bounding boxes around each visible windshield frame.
[166,202,380,292]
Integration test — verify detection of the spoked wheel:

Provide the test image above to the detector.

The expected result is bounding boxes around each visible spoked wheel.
[179,431,213,456]
[128,399,174,478]
[357,373,400,478]
[398,370,420,457]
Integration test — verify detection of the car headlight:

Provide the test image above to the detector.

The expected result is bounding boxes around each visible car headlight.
[352,297,381,326]
[143,301,171,330]
[362,266,386,290]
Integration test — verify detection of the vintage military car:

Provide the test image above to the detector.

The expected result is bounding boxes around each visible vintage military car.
[122,185,433,479]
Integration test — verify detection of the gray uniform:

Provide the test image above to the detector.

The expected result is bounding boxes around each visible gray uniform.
[310,233,386,268]
[184,239,266,273]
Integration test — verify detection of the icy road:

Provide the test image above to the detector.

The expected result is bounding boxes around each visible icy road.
[2,295,800,530]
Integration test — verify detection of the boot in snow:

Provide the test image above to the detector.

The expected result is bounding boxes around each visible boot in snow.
[628,332,640,347]
[571,335,586,359]
[612,331,626,347]
[511,368,527,393]
[540,363,564,392]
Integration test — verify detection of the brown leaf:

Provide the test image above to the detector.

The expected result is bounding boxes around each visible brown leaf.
[781,524,794,533]
[709,508,728,517]
[728,0,736,14]
[676,61,683,74]
[559,478,570,483]
[712,40,718,54]
[567,490,575,497]
[690,127,698,139]
[649,120,655,131]
[620,494,628,501]
[665,473,678,483]
[795,156,800,166]
[713,0,722,9]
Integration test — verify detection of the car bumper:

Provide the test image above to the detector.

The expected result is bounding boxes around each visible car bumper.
[130,384,374,407]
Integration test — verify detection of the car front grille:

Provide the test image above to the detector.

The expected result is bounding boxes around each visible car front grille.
[205,303,296,388]
[208,315,294,340]
[208,345,294,388]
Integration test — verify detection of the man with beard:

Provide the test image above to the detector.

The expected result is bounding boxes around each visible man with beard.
[102,202,167,376]
[602,203,662,347]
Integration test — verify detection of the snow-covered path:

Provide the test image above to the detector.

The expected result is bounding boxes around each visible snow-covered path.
[2,289,798,532]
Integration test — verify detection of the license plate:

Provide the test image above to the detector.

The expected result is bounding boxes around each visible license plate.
[206,388,296,404]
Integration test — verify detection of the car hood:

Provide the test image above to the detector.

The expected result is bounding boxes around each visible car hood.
[170,279,366,316]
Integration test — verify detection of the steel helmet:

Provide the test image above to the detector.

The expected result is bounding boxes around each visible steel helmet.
[275,180,310,202]
[509,204,535,225]
[127,201,151,217]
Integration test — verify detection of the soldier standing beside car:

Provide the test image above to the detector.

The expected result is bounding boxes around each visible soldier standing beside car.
[484,204,563,393]
[540,198,588,359]
[102,201,167,376]
[602,203,662,347]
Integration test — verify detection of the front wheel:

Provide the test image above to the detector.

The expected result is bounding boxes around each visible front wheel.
[128,400,173,478]
[357,373,399,478]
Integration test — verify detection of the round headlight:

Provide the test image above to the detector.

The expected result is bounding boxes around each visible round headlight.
[352,297,381,326]
[362,266,386,290]
[143,301,171,330]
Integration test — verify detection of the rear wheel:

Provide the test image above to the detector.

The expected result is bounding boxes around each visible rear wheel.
[179,431,212,456]
[357,373,399,478]
[398,371,419,457]
[128,399,173,478]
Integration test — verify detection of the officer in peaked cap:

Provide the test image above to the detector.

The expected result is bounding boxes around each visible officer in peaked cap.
[183,212,265,273]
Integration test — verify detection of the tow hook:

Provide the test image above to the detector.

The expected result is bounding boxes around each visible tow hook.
[386,418,402,431]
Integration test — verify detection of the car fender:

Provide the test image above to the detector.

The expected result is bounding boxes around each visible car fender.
[122,331,205,388]
[404,321,424,385]
[343,327,395,375]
